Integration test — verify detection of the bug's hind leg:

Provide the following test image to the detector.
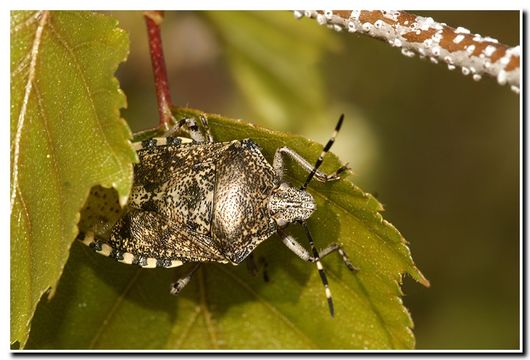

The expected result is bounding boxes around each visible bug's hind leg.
[246,253,270,283]
[246,253,259,276]
[170,263,201,295]
[259,256,269,282]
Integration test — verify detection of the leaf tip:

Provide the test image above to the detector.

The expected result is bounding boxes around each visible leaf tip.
[414,269,431,288]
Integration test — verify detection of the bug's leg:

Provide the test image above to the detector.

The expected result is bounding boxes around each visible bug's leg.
[316,243,360,272]
[278,230,316,261]
[273,147,348,182]
[278,229,335,316]
[170,263,201,295]
[272,115,348,187]
[76,230,95,247]
[170,115,213,144]
[279,233,358,272]
[162,117,206,143]
[246,253,270,282]
[246,253,259,276]
[259,256,270,282]
[175,118,206,143]
[198,114,214,144]
[278,226,359,317]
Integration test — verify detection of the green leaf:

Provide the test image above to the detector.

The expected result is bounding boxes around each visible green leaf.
[10,11,135,348]
[204,11,339,131]
[26,109,428,349]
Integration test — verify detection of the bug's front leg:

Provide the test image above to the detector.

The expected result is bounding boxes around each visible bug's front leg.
[272,147,348,184]
[278,230,358,272]
[273,114,349,187]
[315,243,359,272]
[170,263,201,295]
[278,229,357,317]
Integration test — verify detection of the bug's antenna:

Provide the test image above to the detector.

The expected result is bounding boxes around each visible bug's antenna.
[301,114,347,191]
[302,222,334,317]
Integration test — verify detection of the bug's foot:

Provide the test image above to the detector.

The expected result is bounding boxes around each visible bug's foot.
[336,246,359,272]
[327,163,350,181]
[170,263,200,295]
[345,260,360,273]
[170,279,189,295]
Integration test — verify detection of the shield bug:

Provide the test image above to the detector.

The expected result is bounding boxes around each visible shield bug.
[78,114,357,316]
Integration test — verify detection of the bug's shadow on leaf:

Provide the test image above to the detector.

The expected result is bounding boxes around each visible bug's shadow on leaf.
[27,190,342,348]
[26,242,184,348]
[172,201,343,318]
[309,198,353,277]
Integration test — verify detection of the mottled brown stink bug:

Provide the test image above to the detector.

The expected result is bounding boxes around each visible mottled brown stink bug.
[77,114,357,316]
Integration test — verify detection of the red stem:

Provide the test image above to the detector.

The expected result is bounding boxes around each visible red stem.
[144,11,173,127]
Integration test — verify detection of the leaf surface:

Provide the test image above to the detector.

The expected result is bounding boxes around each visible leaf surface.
[10,11,135,348]
[204,11,338,131]
[26,109,428,349]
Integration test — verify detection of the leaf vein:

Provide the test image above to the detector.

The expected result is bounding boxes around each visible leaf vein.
[10,11,43,34]
[169,307,201,349]
[89,269,141,349]
[33,83,66,249]
[294,175,416,280]
[198,267,220,349]
[11,52,31,79]
[15,184,34,322]
[216,265,317,349]
[11,10,48,212]
[46,18,122,177]
[326,269,396,348]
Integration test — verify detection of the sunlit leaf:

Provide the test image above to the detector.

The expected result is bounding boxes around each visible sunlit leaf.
[10,11,135,348]
[26,109,428,349]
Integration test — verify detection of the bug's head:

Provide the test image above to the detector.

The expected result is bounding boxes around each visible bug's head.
[269,182,316,227]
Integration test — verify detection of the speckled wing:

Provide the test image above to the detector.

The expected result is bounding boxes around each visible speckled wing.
[132,142,227,194]
[129,142,230,236]
[107,208,228,266]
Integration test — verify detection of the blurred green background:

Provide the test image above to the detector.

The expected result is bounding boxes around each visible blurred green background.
[110,11,520,349]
